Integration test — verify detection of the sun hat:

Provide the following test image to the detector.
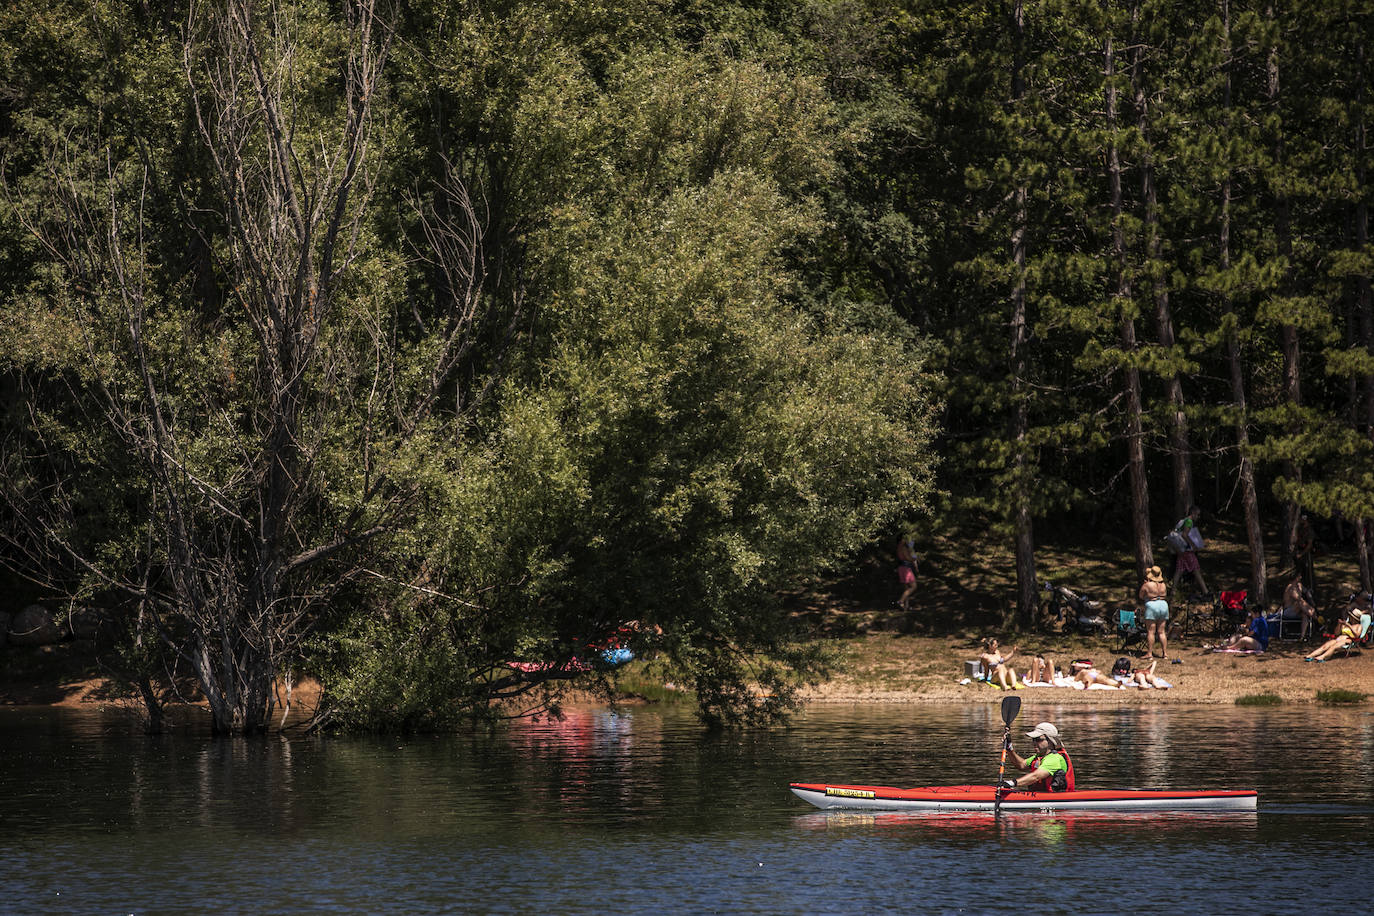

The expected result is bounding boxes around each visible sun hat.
[1146,566,1164,582]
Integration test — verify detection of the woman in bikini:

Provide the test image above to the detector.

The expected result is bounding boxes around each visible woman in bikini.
[1138,565,1170,659]
[977,638,1023,689]
[1069,659,1121,689]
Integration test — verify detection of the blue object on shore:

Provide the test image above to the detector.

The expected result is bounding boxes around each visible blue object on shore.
[601,647,634,666]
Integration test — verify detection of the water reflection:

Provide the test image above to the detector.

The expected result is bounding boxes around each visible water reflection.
[0,702,1370,915]
[793,809,1260,840]
[504,709,658,818]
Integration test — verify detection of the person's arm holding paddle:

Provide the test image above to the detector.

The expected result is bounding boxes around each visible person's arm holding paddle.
[1002,740,1049,789]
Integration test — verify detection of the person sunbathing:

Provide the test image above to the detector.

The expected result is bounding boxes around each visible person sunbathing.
[1305,607,1369,662]
[1069,659,1121,689]
[978,638,1023,689]
[1111,657,1171,688]
[1024,653,1057,684]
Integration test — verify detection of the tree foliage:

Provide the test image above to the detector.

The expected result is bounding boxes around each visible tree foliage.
[0,0,935,732]
[3,0,1372,732]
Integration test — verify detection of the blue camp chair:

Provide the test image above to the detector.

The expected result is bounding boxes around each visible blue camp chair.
[1114,607,1145,653]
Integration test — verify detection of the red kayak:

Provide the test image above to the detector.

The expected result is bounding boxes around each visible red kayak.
[790,782,1258,812]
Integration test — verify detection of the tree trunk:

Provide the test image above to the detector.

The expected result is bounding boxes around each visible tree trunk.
[1224,311,1268,603]
[1354,34,1374,588]
[1219,0,1268,603]
[1267,1,1304,573]
[1106,30,1154,579]
[1134,26,1194,523]
[1010,0,1038,626]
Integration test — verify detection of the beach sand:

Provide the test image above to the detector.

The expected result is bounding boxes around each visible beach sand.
[799,634,1370,706]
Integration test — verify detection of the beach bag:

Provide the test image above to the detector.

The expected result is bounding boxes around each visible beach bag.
[1164,529,1189,554]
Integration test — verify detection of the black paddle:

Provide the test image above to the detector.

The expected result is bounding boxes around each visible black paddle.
[994,695,1022,816]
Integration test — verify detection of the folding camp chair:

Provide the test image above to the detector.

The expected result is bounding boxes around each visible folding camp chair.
[1216,590,1249,635]
[1114,607,1145,654]
[1340,614,1373,658]
[1184,590,1242,637]
[1268,608,1304,640]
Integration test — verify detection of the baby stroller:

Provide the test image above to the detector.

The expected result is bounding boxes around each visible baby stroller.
[1041,581,1110,636]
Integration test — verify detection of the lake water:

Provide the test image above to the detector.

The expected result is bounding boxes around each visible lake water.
[1,701,1370,915]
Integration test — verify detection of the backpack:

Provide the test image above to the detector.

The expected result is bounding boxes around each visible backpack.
[1111,657,1131,677]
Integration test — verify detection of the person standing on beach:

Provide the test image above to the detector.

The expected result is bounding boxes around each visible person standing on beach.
[1293,515,1316,603]
[1138,565,1170,659]
[1171,505,1209,596]
[896,533,919,614]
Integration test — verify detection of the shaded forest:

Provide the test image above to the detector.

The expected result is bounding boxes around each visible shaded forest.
[0,0,1370,731]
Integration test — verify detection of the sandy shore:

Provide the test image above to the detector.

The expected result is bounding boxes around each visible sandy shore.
[3,635,1367,714]
[798,635,1371,707]
[0,670,325,718]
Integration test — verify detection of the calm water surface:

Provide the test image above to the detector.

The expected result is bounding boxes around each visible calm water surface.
[1,702,1370,915]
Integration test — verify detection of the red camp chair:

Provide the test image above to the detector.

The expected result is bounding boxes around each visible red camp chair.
[1212,590,1249,637]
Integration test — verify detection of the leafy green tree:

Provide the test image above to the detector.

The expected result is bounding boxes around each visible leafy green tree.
[1,0,510,733]
[320,23,937,729]
[1,0,937,732]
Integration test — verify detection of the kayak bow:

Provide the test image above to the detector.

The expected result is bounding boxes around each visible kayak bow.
[790,783,1257,813]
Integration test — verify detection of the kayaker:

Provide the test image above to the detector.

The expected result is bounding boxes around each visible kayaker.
[1001,722,1075,792]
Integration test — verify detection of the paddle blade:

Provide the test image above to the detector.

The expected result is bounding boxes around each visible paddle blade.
[1001,695,1021,726]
